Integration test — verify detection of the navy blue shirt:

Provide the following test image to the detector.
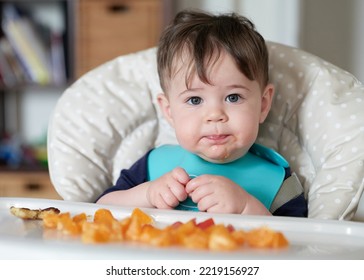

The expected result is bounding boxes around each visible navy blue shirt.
[97,151,308,217]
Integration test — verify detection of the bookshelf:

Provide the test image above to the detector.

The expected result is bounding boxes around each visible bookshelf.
[0,0,73,199]
[0,1,73,88]
[0,0,169,199]
[0,0,73,162]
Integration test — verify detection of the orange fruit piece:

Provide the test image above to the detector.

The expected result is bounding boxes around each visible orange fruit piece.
[231,229,246,246]
[73,212,87,224]
[55,212,81,235]
[56,212,71,230]
[94,208,116,226]
[41,207,289,251]
[246,227,289,248]
[125,208,153,241]
[208,224,238,251]
[181,228,209,250]
[172,219,197,245]
[139,225,173,247]
[130,208,153,225]
[42,212,59,229]
[73,213,87,232]
[271,231,289,248]
[81,222,110,243]
[246,227,270,248]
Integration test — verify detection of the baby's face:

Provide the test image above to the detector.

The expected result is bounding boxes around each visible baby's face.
[158,51,273,163]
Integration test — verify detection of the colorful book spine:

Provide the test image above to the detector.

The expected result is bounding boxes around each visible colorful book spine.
[1,4,52,85]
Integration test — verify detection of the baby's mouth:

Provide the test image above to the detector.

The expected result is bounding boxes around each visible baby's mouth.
[204,134,229,144]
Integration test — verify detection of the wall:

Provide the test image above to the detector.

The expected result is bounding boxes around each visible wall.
[173,0,364,82]
[19,0,364,144]
[21,89,62,144]
[353,0,364,81]
[173,0,301,47]
[4,88,62,145]
[300,0,364,82]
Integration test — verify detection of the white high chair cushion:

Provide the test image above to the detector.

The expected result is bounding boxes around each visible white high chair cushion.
[260,43,364,220]
[48,42,364,220]
[48,48,176,202]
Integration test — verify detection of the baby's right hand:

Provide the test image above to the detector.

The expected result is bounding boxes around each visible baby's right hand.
[147,167,190,209]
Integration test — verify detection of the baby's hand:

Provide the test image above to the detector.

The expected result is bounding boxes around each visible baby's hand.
[185,175,248,214]
[147,167,190,209]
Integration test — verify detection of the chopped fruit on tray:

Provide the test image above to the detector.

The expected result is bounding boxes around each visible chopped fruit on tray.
[41,207,289,251]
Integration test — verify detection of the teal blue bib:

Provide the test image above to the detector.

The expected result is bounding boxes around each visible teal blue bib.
[147,144,289,211]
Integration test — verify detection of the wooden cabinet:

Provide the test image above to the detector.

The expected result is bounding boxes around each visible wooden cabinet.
[76,0,165,77]
[0,171,62,199]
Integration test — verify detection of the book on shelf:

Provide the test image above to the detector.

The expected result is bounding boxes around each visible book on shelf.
[50,32,66,86]
[0,3,67,87]
[0,37,26,87]
[0,37,17,87]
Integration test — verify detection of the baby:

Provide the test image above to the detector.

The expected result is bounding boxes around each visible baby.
[97,10,307,217]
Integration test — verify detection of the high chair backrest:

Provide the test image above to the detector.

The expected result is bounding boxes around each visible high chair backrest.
[47,42,364,221]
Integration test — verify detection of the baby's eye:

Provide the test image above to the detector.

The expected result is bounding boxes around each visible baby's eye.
[187,96,202,105]
[226,94,242,103]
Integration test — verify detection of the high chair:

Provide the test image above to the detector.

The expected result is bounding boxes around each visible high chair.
[47,42,364,221]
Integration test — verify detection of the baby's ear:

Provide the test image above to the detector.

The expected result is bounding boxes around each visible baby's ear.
[157,93,174,127]
[259,83,274,123]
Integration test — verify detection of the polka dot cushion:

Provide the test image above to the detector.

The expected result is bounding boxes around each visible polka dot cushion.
[48,48,166,202]
[260,42,364,220]
[47,42,364,220]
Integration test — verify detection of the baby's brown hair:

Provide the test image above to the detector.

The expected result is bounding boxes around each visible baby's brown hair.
[157,10,269,92]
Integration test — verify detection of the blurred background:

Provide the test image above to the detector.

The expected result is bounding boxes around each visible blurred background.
[176,0,364,82]
[0,0,362,198]
[3,0,364,152]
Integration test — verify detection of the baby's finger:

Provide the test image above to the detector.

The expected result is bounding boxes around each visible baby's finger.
[160,189,180,208]
[169,183,188,202]
[196,195,219,212]
[189,183,213,203]
[172,167,191,185]
[153,193,173,209]
[185,175,212,193]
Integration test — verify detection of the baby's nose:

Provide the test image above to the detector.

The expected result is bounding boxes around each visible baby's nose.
[206,107,228,122]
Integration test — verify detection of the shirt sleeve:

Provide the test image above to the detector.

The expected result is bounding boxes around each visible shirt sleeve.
[271,169,308,217]
[272,193,308,217]
[95,151,151,201]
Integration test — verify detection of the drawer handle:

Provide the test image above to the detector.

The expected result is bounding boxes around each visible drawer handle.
[25,183,42,191]
[108,4,129,13]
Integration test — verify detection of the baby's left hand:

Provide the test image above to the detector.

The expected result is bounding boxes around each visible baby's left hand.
[185,175,247,214]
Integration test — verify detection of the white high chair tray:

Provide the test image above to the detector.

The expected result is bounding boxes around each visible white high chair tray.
[0,197,363,259]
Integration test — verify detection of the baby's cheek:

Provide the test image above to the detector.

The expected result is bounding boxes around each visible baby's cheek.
[176,131,196,149]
